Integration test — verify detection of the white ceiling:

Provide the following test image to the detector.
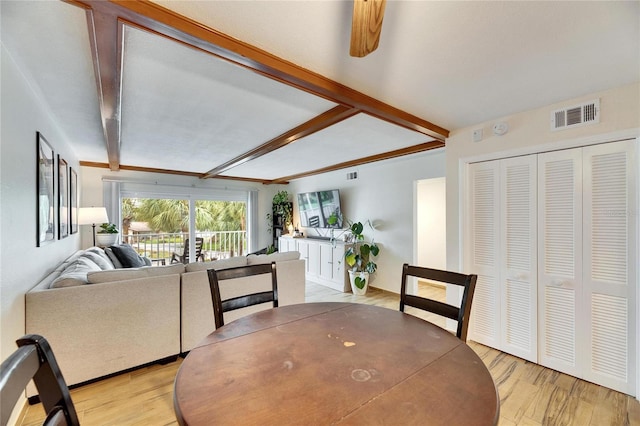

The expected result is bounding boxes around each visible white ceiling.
[155,0,640,129]
[121,24,338,174]
[2,0,638,183]
[227,112,430,180]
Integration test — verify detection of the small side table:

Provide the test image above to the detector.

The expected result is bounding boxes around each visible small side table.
[151,258,166,266]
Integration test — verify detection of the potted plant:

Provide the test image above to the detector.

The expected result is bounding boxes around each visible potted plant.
[272,190,293,228]
[343,221,380,295]
[96,222,119,247]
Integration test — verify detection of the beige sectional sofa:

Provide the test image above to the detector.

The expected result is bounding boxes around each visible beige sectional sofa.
[25,248,305,393]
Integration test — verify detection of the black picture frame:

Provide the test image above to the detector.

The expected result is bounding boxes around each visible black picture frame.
[37,132,55,246]
[58,156,69,239]
[70,167,78,234]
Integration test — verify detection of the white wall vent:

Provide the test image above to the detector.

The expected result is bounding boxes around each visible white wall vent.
[347,171,358,180]
[551,99,600,131]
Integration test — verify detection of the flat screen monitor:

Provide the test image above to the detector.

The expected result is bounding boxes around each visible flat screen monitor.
[297,189,342,228]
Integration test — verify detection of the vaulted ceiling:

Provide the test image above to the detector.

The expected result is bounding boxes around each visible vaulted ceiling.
[2,1,638,184]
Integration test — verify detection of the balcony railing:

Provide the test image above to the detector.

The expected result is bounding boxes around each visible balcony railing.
[123,231,247,264]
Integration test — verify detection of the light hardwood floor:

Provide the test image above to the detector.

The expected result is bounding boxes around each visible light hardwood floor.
[19,282,640,426]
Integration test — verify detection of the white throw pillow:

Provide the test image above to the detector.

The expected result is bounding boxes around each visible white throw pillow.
[50,257,102,288]
[80,251,114,270]
[87,263,185,284]
[104,247,124,268]
[85,247,115,268]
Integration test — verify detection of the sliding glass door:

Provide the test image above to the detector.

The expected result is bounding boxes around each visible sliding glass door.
[120,196,247,264]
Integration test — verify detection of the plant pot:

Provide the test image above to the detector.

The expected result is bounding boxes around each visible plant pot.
[96,233,119,247]
[348,270,370,295]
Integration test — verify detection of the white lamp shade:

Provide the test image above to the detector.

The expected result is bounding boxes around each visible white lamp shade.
[78,207,109,225]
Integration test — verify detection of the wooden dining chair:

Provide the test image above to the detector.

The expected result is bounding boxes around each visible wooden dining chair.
[171,237,204,264]
[399,263,478,342]
[207,262,279,328]
[0,334,79,426]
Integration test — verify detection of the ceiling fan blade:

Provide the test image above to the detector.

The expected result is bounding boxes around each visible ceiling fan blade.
[350,0,387,58]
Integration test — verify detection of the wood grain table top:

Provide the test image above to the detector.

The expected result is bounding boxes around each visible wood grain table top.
[174,302,499,425]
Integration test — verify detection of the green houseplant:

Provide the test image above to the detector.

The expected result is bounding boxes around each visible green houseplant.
[96,222,119,246]
[267,190,293,251]
[98,223,118,234]
[343,221,380,295]
[272,190,293,227]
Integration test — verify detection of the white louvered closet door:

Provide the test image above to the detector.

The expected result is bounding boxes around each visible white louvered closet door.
[538,148,583,378]
[500,156,538,362]
[582,140,637,395]
[468,161,501,347]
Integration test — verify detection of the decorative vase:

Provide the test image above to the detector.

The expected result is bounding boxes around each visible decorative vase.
[96,233,119,247]
[348,270,369,295]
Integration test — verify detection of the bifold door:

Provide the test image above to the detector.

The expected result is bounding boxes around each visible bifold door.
[467,139,637,395]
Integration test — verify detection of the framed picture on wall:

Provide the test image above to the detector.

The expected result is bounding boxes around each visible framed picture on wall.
[37,132,55,246]
[70,167,78,234]
[58,155,69,239]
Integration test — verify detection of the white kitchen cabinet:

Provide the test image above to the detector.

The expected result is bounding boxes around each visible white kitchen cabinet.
[292,239,318,275]
[278,236,297,253]
[318,242,348,291]
[280,237,350,292]
[307,242,320,276]
[319,243,334,281]
[290,238,311,273]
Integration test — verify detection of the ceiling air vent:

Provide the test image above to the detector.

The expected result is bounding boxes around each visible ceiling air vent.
[551,99,600,131]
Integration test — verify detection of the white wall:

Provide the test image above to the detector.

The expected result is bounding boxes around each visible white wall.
[0,45,81,362]
[416,177,446,270]
[79,166,283,251]
[286,148,446,293]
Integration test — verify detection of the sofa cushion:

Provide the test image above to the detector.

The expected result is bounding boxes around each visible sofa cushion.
[85,247,115,268]
[54,251,85,273]
[247,251,300,265]
[80,251,114,271]
[104,247,124,268]
[87,263,185,284]
[50,257,103,288]
[185,256,248,273]
[37,271,63,290]
[109,244,146,268]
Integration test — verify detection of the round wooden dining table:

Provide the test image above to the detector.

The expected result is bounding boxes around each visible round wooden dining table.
[174,302,499,425]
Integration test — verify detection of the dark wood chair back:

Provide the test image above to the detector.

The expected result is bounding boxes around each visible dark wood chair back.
[0,334,79,426]
[171,237,204,264]
[399,263,477,342]
[207,262,278,329]
[308,216,320,227]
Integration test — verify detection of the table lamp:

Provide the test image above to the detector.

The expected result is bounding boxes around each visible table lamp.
[78,207,109,246]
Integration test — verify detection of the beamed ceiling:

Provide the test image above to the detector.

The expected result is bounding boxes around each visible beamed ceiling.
[2,1,638,184]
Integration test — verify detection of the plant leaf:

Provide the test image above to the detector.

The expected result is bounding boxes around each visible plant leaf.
[355,276,366,289]
[365,262,377,274]
[351,222,363,235]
